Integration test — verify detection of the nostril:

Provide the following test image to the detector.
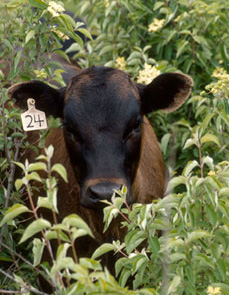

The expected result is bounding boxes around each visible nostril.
[89,186,100,203]
[89,183,122,203]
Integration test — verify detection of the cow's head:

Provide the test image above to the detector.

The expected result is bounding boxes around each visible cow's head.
[8,66,193,209]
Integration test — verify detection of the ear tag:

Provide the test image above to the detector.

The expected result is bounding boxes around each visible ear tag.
[21,98,48,131]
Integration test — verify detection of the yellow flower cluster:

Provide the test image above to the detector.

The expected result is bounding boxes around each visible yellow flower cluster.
[115,57,126,71]
[207,286,221,295]
[51,26,69,41]
[34,69,48,79]
[47,1,65,18]
[212,67,228,79]
[137,63,160,85]
[148,18,165,32]
[208,170,216,176]
[205,67,229,99]
[105,0,109,8]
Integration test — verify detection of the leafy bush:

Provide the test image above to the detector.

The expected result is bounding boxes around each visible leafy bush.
[1,146,157,294]
[65,0,229,88]
[1,0,229,294]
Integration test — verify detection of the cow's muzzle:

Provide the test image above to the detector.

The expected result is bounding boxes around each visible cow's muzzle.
[80,179,126,209]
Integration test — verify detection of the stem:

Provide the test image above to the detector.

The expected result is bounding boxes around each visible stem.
[0,269,49,295]
[118,209,131,224]
[0,291,25,294]
[117,248,128,258]
[26,182,64,290]
[197,141,205,286]
[69,232,78,264]
[1,242,53,286]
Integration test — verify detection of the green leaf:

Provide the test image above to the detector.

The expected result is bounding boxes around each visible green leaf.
[13,161,25,173]
[206,205,217,227]
[176,40,189,59]
[2,39,13,51]
[52,163,68,182]
[119,269,131,288]
[200,134,220,147]
[200,113,214,132]
[38,187,58,213]
[202,156,214,170]
[125,230,146,254]
[51,257,75,275]
[33,238,45,266]
[103,206,119,232]
[79,258,102,270]
[28,162,47,172]
[45,229,70,242]
[154,1,164,10]
[13,50,22,73]
[217,258,226,281]
[219,187,229,197]
[167,176,186,192]
[183,160,199,177]
[186,230,211,244]
[54,49,70,63]
[99,45,114,56]
[115,257,128,277]
[45,145,54,159]
[15,179,24,191]
[25,30,35,44]
[167,275,181,294]
[70,228,88,241]
[26,172,42,183]
[169,253,186,263]
[59,13,76,29]
[160,133,171,155]
[19,218,51,244]
[91,243,115,259]
[56,243,70,260]
[37,197,53,211]
[184,138,197,149]
[0,204,30,226]
[149,237,160,254]
[28,0,48,9]
[77,28,93,40]
[62,214,94,238]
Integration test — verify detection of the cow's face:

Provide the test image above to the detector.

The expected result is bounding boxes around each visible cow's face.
[63,67,142,208]
[8,66,193,209]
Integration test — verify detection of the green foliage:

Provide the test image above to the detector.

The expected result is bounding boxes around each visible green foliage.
[1,146,158,294]
[65,0,229,88]
[1,0,229,294]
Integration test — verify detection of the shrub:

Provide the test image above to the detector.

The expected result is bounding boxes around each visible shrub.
[1,0,229,294]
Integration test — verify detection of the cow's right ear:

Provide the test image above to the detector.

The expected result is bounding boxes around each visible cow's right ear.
[7,80,65,118]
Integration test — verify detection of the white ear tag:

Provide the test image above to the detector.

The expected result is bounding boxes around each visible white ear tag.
[21,99,48,131]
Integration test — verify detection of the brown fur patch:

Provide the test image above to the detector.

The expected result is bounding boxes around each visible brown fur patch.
[64,71,92,103]
[108,70,140,100]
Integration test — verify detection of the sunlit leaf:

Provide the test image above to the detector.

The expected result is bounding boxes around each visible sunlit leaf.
[19,219,51,244]
[0,204,30,226]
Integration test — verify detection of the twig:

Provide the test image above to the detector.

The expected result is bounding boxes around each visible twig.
[0,268,49,295]
[0,242,53,286]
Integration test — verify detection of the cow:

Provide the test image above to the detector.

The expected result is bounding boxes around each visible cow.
[7,56,193,290]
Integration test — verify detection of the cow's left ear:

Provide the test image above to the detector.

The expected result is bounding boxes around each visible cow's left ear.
[137,73,193,114]
[7,80,66,118]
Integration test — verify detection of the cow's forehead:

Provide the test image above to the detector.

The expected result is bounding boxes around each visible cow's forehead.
[63,67,141,133]
[64,66,140,102]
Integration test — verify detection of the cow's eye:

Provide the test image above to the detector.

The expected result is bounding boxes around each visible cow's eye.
[63,122,81,142]
[124,118,142,141]
[133,119,142,131]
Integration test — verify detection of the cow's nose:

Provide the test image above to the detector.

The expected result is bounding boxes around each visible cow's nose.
[89,183,122,203]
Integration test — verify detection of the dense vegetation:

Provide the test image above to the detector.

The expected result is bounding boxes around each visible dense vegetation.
[1,0,229,294]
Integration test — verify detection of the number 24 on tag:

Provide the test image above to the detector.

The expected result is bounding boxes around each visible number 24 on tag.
[21,99,48,131]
